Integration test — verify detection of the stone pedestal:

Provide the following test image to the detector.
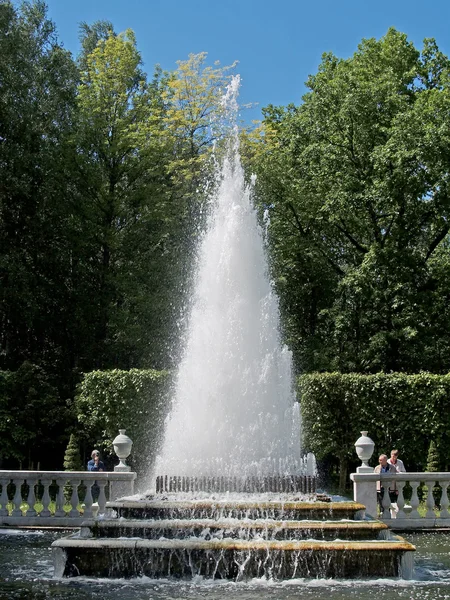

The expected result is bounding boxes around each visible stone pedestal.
[109,478,134,501]
[351,471,377,518]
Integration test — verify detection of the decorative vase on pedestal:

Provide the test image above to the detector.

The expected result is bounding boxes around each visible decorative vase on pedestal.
[113,429,133,472]
[354,431,375,472]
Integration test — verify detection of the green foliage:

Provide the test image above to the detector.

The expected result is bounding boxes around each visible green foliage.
[423,439,442,507]
[0,0,83,380]
[0,2,237,471]
[75,32,234,372]
[426,440,441,472]
[0,362,69,467]
[5,3,450,480]
[76,369,171,475]
[250,29,450,374]
[63,434,83,471]
[162,52,237,184]
[299,372,450,474]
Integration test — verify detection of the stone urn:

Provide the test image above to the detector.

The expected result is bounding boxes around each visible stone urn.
[113,429,133,472]
[354,431,375,468]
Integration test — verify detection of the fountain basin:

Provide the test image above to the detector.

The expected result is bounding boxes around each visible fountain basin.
[52,498,415,580]
[53,535,415,579]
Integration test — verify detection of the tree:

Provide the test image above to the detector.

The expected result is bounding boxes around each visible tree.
[76,44,238,371]
[426,440,441,473]
[424,439,441,507]
[162,52,237,186]
[0,362,69,469]
[63,434,84,471]
[75,27,177,369]
[250,29,450,373]
[0,1,92,393]
[77,19,115,71]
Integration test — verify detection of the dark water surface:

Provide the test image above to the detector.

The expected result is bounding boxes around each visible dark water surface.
[0,529,450,600]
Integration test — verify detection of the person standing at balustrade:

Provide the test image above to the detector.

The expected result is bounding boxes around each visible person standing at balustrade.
[87,450,104,503]
[374,454,397,514]
[87,449,104,472]
[388,449,406,472]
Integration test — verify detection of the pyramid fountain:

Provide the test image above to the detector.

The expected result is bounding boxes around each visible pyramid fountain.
[52,76,415,580]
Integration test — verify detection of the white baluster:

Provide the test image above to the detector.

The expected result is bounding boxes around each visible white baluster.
[25,477,37,517]
[40,478,52,517]
[97,480,108,515]
[425,480,436,519]
[382,485,392,519]
[0,478,10,516]
[439,481,450,519]
[12,478,23,517]
[54,479,66,517]
[396,481,406,518]
[83,480,94,519]
[69,479,81,517]
[409,481,420,518]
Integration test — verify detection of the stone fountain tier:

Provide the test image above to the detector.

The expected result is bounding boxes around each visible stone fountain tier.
[79,517,389,541]
[52,498,416,580]
[108,499,367,521]
[53,537,415,580]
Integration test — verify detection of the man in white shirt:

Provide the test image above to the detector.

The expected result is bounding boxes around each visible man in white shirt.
[388,449,406,472]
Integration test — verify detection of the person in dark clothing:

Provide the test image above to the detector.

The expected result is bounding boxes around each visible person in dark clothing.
[87,449,105,472]
[374,454,397,513]
[87,450,104,502]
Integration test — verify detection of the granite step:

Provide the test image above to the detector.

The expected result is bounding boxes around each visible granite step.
[80,517,389,541]
[53,535,416,579]
[107,500,366,521]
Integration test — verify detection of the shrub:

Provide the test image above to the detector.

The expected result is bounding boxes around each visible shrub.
[63,434,83,471]
[298,372,450,490]
[75,368,171,477]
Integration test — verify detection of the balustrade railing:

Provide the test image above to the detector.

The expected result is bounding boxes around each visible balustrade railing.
[350,471,450,528]
[0,470,136,527]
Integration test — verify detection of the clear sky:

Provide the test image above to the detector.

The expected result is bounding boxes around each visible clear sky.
[40,0,450,122]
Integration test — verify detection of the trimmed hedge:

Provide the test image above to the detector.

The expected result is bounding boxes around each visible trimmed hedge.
[298,372,450,481]
[75,368,171,476]
[76,369,450,488]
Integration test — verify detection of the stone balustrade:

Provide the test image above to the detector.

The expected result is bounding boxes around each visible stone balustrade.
[350,471,450,528]
[0,470,136,527]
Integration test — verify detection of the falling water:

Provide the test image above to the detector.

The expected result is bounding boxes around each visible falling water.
[152,76,302,481]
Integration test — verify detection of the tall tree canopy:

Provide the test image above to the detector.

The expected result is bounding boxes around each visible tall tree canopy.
[249,28,450,374]
[0,0,81,380]
[75,33,236,370]
[0,1,236,467]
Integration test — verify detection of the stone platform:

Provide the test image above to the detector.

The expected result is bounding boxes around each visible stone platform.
[52,497,416,580]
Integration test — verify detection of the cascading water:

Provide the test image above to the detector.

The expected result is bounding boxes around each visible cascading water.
[53,75,416,583]
[152,76,302,481]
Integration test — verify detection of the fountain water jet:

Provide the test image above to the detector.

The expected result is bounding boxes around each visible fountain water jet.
[52,76,415,580]
[152,75,302,482]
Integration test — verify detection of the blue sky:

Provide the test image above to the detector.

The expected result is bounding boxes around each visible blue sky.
[42,0,450,122]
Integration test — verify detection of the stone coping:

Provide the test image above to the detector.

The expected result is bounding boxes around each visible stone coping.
[52,536,415,552]
[0,470,136,480]
[1,517,85,527]
[387,518,450,529]
[107,500,365,511]
[351,472,450,482]
[81,518,388,531]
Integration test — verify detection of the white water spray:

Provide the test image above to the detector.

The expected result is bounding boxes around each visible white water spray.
[152,76,302,481]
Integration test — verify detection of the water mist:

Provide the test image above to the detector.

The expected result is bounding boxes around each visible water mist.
[152,76,302,481]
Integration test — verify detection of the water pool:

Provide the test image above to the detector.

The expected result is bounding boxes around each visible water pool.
[0,529,450,600]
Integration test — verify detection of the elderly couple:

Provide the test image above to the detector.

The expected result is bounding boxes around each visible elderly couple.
[375,450,405,514]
